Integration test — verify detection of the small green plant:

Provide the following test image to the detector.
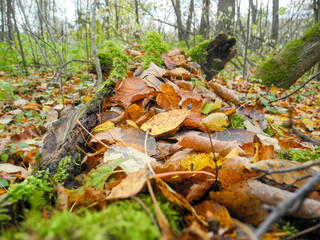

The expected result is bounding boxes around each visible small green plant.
[228,114,245,128]
[276,220,298,236]
[52,156,72,185]
[0,81,16,102]
[142,31,170,69]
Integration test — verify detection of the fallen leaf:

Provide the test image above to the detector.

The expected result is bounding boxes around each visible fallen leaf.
[202,112,229,131]
[139,62,166,90]
[104,146,156,174]
[107,168,151,200]
[112,77,157,108]
[179,134,245,157]
[156,83,181,110]
[210,82,240,104]
[141,109,189,137]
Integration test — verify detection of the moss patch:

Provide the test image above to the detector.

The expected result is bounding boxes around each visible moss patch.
[95,40,131,79]
[186,39,210,66]
[142,31,170,69]
[278,146,320,163]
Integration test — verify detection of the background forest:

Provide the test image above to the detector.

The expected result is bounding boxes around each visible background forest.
[0,0,319,77]
[1,0,320,240]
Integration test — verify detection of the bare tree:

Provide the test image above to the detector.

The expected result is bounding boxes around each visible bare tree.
[91,0,103,86]
[271,0,279,44]
[199,0,210,39]
[216,0,235,35]
[7,0,15,45]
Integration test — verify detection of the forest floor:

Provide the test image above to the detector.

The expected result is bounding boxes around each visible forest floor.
[1,48,320,239]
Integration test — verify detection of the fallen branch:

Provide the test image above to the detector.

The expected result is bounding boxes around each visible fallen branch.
[254,170,320,238]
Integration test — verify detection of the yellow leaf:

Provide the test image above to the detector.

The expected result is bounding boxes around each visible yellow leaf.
[141,109,189,136]
[202,112,228,131]
[181,153,223,171]
[269,86,279,94]
[92,121,115,133]
[302,118,317,128]
[83,95,91,102]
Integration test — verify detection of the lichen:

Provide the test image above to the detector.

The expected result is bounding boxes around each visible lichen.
[142,31,170,69]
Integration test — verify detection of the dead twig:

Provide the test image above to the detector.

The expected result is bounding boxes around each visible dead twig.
[268,72,320,104]
[254,171,320,238]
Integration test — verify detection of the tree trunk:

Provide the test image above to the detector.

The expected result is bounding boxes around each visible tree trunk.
[186,0,194,39]
[1,0,4,42]
[91,0,103,86]
[199,0,210,39]
[271,0,279,45]
[7,0,15,45]
[255,22,320,89]
[10,0,28,75]
[203,33,237,80]
[216,0,235,36]
[249,0,257,25]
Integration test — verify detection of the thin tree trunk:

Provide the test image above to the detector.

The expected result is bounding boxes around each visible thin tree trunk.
[199,0,210,39]
[171,0,189,47]
[7,0,15,45]
[9,0,28,75]
[91,0,103,86]
[243,3,250,80]
[271,0,279,44]
[1,0,4,42]
[186,0,194,37]
[18,0,53,68]
[134,0,139,24]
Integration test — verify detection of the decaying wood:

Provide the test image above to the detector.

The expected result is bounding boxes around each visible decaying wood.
[203,32,237,80]
[37,86,112,187]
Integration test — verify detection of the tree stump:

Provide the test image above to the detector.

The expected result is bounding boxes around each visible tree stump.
[203,32,237,80]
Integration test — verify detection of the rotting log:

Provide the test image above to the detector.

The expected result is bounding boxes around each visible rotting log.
[255,22,320,89]
[36,82,113,188]
[203,33,237,80]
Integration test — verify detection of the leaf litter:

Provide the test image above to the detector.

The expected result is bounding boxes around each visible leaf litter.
[1,45,320,239]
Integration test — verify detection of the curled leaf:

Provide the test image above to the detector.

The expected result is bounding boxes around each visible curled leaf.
[210,82,240,104]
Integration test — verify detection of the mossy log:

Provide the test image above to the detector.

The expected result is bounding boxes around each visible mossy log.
[36,83,113,188]
[255,22,320,89]
[203,33,237,80]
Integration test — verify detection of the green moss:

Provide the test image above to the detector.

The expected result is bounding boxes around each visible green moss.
[228,114,245,128]
[2,194,184,240]
[278,147,320,163]
[142,31,170,69]
[96,40,130,79]
[186,39,210,65]
[255,22,320,88]
[52,156,71,185]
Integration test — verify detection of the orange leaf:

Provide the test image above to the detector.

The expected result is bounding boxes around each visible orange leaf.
[112,77,157,108]
[179,134,245,157]
[156,83,181,110]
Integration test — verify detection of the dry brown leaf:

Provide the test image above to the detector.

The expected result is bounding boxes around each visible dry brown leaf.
[111,77,157,108]
[139,62,166,90]
[194,200,235,234]
[210,189,269,226]
[181,98,205,130]
[156,83,181,110]
[141,109,189,137]
[246,159,319,188]
[179,134,245,157]
[210,82,240,104]
[153,178,207,227]
[107,168,151,200]
[122,104,145,121]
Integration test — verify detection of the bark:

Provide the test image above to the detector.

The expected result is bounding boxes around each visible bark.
[1,0,4,42]
[255,22,320,89]
[37,84,113,188]
[171,0,189,47]
[216,0,235,35]
[7,0,15,45]
[271,0,279,44]
[9,0,28,75]
[186,0,194,37]
[249,0,257,25]
[199,0,210,39]
[91,0,103,86]
[203,33,237,80]
[134,0,139,24]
